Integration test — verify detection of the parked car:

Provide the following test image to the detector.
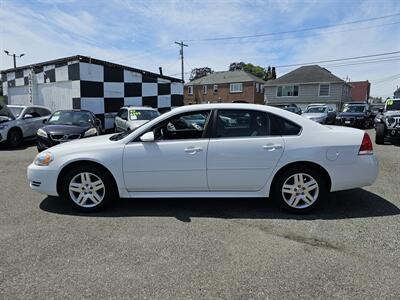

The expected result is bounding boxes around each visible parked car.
[36,110,102,152]
[0,104,51,147]
[271,104,302,115]
[374,98,400,144]
[302,105,336,124]
[114,106,160,132]
[27,103,378,213]
[335,103,373,128]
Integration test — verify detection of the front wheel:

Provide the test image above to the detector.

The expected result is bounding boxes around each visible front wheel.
[60,165,115,212]
[273,168,327,213]
[8,128,23,147]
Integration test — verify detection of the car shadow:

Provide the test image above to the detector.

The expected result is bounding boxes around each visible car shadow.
[39,188,400,221]
[0,139,36,151]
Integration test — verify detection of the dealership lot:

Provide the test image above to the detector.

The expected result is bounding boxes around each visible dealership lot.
[0,129,399,299]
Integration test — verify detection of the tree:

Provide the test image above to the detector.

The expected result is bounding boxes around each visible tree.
[189,67,213,81]
[271,67,277,79]
[229,62,245,71]
[229,62,276,81]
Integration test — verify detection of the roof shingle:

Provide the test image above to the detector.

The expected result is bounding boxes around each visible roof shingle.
[186,70,267,85]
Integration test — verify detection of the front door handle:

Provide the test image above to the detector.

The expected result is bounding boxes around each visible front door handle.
[184,147,203,154]
[263,144,283,151]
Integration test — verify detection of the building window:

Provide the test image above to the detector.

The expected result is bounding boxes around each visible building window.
[277,85,299,97]
[203,85,207,94]
[319,84,330,96]
[256,83,260,92]
[188,86,193,95]
[230,83,243,93]
[213,84,218,93]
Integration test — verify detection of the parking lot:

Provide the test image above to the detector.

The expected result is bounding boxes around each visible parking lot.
[0,129,399,299]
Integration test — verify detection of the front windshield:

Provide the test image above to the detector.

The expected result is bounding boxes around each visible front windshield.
[386,100,400,111]
[47,111,93,126]
[306,107,327,113]
[342,105,365,113]
[110,123,146,141]
[129,110,160,121]
[8,107,24,118]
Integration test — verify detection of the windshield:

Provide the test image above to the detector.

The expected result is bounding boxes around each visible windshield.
[47,111,93,126]
[342,105,365,113]
[8,107,24,118]
[386,100,400,111]
[110,123,147,141]
[129,110,160,121]
[306,107,327,113]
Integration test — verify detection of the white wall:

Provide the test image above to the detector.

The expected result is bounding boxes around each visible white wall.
[36,81,79,112]
[7,86,30,105]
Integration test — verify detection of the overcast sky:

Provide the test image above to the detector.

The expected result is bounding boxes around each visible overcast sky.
[1,0,399,97]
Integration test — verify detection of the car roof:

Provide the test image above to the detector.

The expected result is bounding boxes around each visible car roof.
[7,105,50,109]
[123,106,157,110]
[53,109,93,113]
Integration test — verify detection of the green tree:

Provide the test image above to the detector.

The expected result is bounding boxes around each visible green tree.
[229,62,276,81]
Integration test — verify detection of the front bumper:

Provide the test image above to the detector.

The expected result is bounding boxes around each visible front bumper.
[27,163,59,196]
[336,117,366,127]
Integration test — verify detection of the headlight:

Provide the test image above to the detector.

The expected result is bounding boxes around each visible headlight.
[34,152,54,166]
[0,124,9,130]
[336,116,341,119]
[83,128,98,137]
[387,117,395,125]
[37,128,48,138]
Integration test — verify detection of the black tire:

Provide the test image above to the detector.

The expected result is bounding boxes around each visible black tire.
[273,167,327,213]
[375,123,385,145]
[60,165,116,212]
[7,128,23,147]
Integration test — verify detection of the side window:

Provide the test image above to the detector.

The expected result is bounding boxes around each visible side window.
[37,108,51,116]
[154,111,210,141]
[269,113,301,136]
[216,110,269,138]
[24,108,41,118]
[121,109,128,120]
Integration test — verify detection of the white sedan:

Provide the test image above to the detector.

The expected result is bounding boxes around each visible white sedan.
[27,104,379,213]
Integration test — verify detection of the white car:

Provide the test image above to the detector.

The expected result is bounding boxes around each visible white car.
[27,103,378,213]
[114,106,160,132]
[0,104,52,147]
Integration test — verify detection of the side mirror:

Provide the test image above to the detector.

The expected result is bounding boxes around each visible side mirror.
[140,131,155,142]
[42,119,47,124]
[23,114,33,119]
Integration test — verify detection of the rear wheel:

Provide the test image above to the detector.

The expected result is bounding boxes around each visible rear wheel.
[60,165,115,212]
[273,167,327,213]
[375,123,385,145]
[7,128,23,147]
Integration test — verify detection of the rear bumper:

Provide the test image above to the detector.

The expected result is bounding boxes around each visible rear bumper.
[27,163,59,196]
[330,154,379,192]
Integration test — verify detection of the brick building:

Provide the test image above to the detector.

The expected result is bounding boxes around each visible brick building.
[184,70,266,105]
[349,81,370,101]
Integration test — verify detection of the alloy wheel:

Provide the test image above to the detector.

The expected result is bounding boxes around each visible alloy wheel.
[281,173,319,209]
[69,172,105,208]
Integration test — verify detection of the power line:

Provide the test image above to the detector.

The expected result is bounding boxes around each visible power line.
[183,13,400,42]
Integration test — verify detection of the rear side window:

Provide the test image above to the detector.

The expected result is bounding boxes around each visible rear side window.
[36,108,51,116]
[269,113,301,136]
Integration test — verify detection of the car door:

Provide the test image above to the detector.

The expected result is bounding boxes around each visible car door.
[207,109,284,191]
[122,110,211,192]
[20,107,45,137]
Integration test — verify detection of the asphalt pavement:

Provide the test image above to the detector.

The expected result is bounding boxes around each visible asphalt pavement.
[0,129,399,299]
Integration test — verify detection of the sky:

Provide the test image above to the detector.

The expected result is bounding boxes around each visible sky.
[0,0,399,98]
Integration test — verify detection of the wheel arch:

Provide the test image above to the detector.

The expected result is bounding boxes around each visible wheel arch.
[270,161,332,193]
[56,160,120,197]
[7,126,23,138]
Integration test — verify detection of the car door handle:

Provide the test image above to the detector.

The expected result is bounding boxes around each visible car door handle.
[263,144,283,151]
[184,147,203,153]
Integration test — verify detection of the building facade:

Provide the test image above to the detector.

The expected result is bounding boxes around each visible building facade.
[1,55,183,129]
[264,65,351,110]
[184,70,266,105]
[349,81,370,101]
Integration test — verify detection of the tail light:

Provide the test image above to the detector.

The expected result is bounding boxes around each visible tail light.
[358,133,373,155]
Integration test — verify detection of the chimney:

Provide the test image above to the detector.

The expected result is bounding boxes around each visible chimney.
[159,67,163,76]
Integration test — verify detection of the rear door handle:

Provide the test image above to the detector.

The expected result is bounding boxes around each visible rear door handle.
[184,147,203,153]
[263,144,283,151]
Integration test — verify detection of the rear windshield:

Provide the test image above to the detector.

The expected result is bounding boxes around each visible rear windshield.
[306,107,327,113]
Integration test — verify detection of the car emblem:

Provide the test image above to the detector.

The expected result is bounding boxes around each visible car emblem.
[63,135,69,140]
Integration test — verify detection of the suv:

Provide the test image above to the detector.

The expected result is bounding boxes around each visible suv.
[336,102,373,128]
[0,104,51,147]
[374,98,400,144]
[115,106,160,132]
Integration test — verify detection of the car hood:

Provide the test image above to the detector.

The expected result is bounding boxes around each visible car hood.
[47,134,117,154]
[127,120,149,128]
[42,124,92,135]
[0,104,15,120]
[338,112,365,117]
[302,113,326,118]
[384,110,400,117]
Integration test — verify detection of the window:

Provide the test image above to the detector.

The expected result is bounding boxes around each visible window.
[319,84,330,96]
[188,86,193,95]
[269,113,301,136]
[256,83,260,93]
[36,108,51,116]
[216,109,269,138]
[203,85,207,94]
[277,85,299,97]
[117,109,128,120]
[128,109,159,121]
[230,83,243,93]
[154,111,210,140]
[23,108,41,118]
[213,85,218,93]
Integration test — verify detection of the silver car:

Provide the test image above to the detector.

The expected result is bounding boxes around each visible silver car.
[114,106,160,132]
[0,104,52,147]
[302,105,336,124]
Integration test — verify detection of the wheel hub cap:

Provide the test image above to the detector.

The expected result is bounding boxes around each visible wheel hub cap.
[69,172,105,208]
[282,173,319,209]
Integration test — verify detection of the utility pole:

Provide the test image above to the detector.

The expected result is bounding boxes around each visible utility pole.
[4,50,25,68]
[174,41,188,82]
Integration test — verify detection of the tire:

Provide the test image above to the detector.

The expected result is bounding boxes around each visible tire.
[7,128,23,147]
[375,123,385,145]
[273,167,327,213]
[60,165,116,212]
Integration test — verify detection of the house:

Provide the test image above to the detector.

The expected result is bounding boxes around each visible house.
[394,86,400,98]
[350,81,370,101]
[0,55,183,129]
[184,70,266,105]
[264,65,351,110]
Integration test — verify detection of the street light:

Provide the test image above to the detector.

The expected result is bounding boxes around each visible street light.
[4,50,25,68]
